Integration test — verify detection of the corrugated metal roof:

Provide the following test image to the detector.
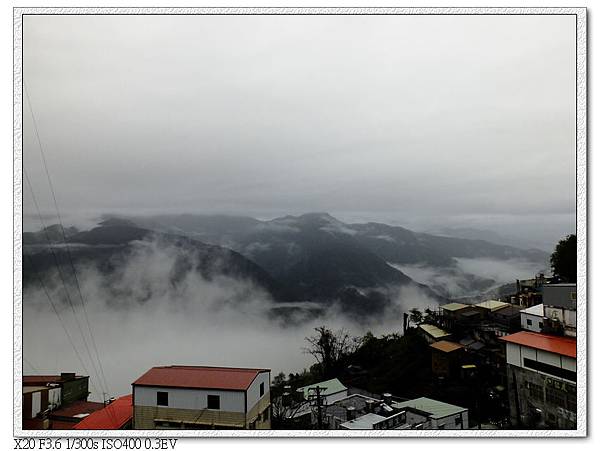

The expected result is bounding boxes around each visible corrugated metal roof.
[300,378,347,399]
[500,331,576,358]
[132,365,269,391]
[419,324,451,339]
[441,302,469,312]
[74,395,132,430]
[392,397,467,419]
[429,340,464,353]
[475,300,510,312]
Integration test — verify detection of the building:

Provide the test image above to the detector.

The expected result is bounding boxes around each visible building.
[501,331,576,429]
[74,395,133,430]
[542,283,576,337]
[391,397,469,429]
[48,400,105,430]
[521,304,545,333]
[475,300,511,314]
[132,365,271,430]
[430,340,465,378]
[23,373,90,407]
[542,283,576,310]
[22,386,56,429]
[418,324,452,343]
[22,372,94,430]
[299,378,348,405]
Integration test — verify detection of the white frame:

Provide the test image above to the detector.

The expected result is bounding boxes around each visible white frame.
[13,7,587,437]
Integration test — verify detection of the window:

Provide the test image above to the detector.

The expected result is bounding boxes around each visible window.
[455,417,462,426]
[156,391,168,406]
[526,319,532,326]
[260,382,265,397]
[539,322,544,330]
[207,395,220,410]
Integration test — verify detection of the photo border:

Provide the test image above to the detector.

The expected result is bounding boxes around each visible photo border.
[13,6,588,438]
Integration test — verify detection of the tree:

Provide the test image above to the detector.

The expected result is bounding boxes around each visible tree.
[550,234,576,282]
[303,326,358,379]
[409,308,423,326]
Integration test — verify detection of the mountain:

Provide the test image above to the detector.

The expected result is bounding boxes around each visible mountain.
[103,212,549,303]
[23,224,293,305]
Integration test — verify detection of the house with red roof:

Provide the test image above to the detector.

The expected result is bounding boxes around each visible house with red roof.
[131,365,271,430]
[500,331,576,429]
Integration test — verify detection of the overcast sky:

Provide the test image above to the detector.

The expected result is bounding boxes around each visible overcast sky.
[22,14,576,245]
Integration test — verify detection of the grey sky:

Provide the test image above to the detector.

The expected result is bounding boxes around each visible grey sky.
[23,14,576,245]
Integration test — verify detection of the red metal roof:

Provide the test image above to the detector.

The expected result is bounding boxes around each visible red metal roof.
[132,365,270,391]
[74,395,132,430]
[50,400,105,419]
[500,331,576,358]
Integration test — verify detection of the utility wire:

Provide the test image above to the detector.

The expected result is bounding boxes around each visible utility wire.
[24,253,102,398]
[24,81,111,398]
[24,168,106,400]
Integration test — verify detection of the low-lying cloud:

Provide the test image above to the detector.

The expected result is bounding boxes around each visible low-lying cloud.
[22,237,435,402]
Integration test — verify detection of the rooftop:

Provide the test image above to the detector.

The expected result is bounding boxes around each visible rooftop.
[300,378,347,399]
[441,302,469,312]
[430,340,464,353]
[50,400,105,420]
[419,324,452,339]
[74,395,132,430]
[392,397,467,419]
[340,412,386,429]
[500,331,576,358]
[132,365,270,391]
[521,303,544,316]
[475,300,510,312]
[23,375,87,385]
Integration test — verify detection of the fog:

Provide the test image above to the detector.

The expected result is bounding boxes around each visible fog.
[23,237,436,401]
[22,14,576,248]
[391,257,549,299]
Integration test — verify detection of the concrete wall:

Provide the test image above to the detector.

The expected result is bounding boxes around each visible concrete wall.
[134,386,245,412]
[543,285,576,309]
[134,404,246,429]
[507,364,576,429]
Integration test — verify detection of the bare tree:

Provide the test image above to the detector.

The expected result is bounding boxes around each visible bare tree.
[303,326,358,379]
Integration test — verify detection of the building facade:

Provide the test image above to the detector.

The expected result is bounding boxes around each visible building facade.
[132,366,271,430]
[501,331,576,429]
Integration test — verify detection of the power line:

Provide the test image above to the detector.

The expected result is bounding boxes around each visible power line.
[24,253,102,398]
[24,81,111,397]
[23,168,106,399]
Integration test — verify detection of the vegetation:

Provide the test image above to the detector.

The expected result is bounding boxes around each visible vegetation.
[550,234,576,282]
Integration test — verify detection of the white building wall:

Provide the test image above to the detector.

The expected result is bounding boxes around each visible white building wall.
[49,387,61,410]
[246,371,270,412]
[31,392,41,417]
[505,343,576,383]
[521,312,543,332]
[506,342,521,367]
[134,386,245,413]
